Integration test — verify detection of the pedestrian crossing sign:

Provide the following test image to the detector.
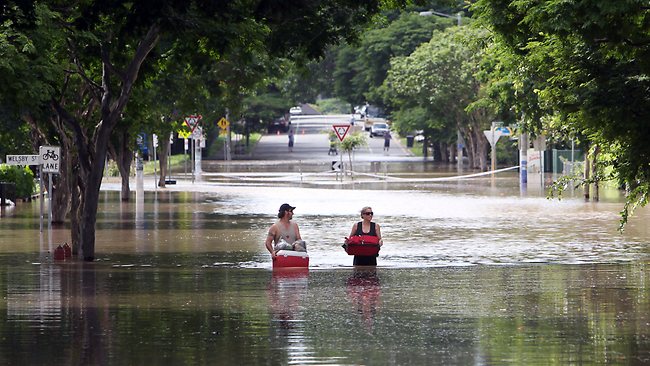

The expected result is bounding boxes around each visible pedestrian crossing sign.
[332,124,351,141]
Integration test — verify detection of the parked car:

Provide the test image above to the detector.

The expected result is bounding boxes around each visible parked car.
[370,123,389,137]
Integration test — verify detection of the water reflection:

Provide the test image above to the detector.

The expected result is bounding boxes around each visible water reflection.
[268,269,310,363]
[346,268,381,331]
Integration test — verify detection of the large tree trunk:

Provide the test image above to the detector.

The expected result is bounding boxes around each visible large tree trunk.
[80,157,106,261]
[69,168,82,255]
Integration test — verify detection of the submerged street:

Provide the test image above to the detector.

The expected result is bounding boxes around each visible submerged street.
[1,130,649,365]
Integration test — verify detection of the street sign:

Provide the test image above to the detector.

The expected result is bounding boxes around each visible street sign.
[178,128,191,139]
[217,117,230,129]
[191,126,203,140]
[40,145,60,173]
[5,155,40,165]
[331,161,341,171]
[332,124,351,141]
[483,130,503,146]
[184,115,202,133]
[495,126,513,136]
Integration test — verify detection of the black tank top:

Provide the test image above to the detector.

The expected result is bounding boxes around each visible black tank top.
[354,222,376,236]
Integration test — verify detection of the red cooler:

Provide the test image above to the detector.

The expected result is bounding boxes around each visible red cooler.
[345,244,380,256]
[273,250,309,268]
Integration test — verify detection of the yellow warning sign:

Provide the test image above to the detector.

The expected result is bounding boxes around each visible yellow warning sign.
[217,117,230,129]
[177,129,191,139]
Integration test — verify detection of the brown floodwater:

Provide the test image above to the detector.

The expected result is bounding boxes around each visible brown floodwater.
[0,169,648,365]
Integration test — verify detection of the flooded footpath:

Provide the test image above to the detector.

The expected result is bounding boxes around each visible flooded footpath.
[0,167,649,365]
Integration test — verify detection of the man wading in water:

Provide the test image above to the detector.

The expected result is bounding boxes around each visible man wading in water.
[265,203,306,258]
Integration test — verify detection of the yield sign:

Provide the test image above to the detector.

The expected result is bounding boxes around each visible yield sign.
[483,130,503,146]
[184,115,202,133]
[332,124,351,142]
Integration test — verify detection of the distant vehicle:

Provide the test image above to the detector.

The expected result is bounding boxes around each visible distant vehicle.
[364,117,388,132]
[268,117,289,133]
[289,106,302,115]
[370,123,389,137]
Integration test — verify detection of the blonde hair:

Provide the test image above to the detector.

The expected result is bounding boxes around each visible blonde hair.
[360,206,372,215]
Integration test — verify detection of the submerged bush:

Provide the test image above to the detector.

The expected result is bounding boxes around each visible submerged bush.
[0,164,35,199]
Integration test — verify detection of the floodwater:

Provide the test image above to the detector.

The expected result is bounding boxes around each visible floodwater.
[0,167,649,365]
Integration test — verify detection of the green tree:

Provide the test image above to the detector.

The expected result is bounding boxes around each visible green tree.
[472,0,650,226]
[2,0,400,261]
[334,11,453,109]
[383,26,494,169]
[340,132,368,175]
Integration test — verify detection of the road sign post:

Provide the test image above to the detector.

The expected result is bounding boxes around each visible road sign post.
[39,146,61,231]
[483,129,503,172]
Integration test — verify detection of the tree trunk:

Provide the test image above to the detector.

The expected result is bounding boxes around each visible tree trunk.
[80,163,104,261]
[440,142,448,163]
[472,127,488,171]
[158,136,170,187]
[422,137,428,158]
[53,24,161,261]
[69,171,82,256]
[109,129,134,201]
[463,126,476,169]
[592,145,600,201]
[584,151,591,201]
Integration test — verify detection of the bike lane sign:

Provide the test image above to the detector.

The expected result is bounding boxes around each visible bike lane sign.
[40,146,60,174]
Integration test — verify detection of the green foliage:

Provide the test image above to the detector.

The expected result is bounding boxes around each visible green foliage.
[315,98,350,114]
[383,26,489,145]
[340,132,368,172]
[0,164,35,198]
[472,0,650,227]
[334,11,453,108]
[340,132,368,152]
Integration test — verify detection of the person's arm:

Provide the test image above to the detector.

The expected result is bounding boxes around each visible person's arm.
[294,222,301,241]
[345,223,358,244]
[265,225,277,257]
[375,223,383,246]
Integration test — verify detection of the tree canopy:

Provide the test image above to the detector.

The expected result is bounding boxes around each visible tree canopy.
[0,0,402,260]
[472,0,650,225]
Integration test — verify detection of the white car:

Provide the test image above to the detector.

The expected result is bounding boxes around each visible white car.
[370,123,389,137]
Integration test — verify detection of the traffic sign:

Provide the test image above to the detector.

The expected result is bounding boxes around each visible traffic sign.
[191,126,203,139]
[331,161,341,171]
[177,128,191,139]
[184,115,202,133]
[5,155,40,165]
[483,130,503,146]
[40,145,60,173]
[495,126,513,136]
[332,124,351,141]
[217,117,230,129]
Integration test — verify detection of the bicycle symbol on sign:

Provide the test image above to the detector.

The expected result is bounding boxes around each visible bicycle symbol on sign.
[42,149,59,161]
